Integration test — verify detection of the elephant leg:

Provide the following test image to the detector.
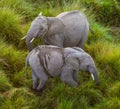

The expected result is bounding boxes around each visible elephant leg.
[60,70,78,87]
[37,74,48,92]
[32,70,39,90]
[73,71,78,82]
[31,64,48,92]
[77,31,88,49]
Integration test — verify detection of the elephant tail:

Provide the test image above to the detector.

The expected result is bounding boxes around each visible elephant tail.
[25,56,29,78]
[25,53,31,78]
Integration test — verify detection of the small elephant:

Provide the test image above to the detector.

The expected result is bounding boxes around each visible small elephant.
[25,45,99,92]
[22,10,89,51]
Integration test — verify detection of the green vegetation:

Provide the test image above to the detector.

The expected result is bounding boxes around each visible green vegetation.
[0,0,120,108]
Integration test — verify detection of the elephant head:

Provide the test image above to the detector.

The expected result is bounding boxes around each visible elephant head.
[24,13,49,51]
[22,12,65,51]
[65,52,100,85]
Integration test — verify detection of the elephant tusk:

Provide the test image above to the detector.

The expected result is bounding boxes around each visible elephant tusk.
[91,73,95,80]
[39,12,42,16]
[30,37,35,43]
[20,35,27,40]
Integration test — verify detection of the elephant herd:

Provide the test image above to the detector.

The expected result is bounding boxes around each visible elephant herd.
[22,10,100,92]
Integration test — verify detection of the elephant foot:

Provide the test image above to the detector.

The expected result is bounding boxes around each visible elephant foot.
[35,89,43,96]
[31,88,37,91]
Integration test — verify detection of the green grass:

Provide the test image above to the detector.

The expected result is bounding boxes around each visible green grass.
[86,41,120,81]
[0,8,23,46]
[108,82,120,98]
[0,70,12,92]
[80,0,120,26]
[0,41,27,81]
[0,0,120,109]
[0,0,35,22]
[1,88,35,109]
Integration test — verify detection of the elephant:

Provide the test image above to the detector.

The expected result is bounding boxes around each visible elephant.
[25,45,99,92]
[22,10,89,51]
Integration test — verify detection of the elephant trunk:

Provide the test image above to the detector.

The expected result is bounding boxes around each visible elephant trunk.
[26,32,35,52]
[89,67,100,85]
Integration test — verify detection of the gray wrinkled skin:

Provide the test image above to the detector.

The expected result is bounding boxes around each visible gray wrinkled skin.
[25,45,99,91]
[25,10,89,51]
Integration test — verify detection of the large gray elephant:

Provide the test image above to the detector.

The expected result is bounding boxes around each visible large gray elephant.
[22,10,89,51]
[25,45,99,92]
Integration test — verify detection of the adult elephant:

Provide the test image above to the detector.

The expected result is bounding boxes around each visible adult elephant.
[22,10,89,51]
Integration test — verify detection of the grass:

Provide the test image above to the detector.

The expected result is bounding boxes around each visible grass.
[86,41,120,81]
[0,8,23,46]
[80,0,120,26]
[0,41,27,83]
[0,0,120,108]
[0,70,12,92]
[0,0,35,22]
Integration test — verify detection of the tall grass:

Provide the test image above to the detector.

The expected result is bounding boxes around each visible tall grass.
[0,0,35,22]
[1,88,35,109]
[87,41,120,81]
[0,41,27,81]
[0,8,23,46]
[0,0,120,109]
[0,70,12,92]
[108,82,120,98]
[80,0,120,26]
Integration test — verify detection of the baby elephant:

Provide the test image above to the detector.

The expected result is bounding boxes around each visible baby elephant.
[25,45,99,92]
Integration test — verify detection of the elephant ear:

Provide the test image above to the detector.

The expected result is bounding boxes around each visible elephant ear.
[65,53,80,70]
[46,18,65,36]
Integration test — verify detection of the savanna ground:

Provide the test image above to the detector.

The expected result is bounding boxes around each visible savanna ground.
[0,0,120,109]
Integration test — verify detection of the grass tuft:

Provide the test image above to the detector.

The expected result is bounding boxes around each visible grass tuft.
[0,70,12,92]
[0,41,27,80]
[0,8,23,46]
[96,97,120,109]
[108,82,120,98]
[57,98,74,109]
[0,0,35,22]
[1,88,35,109]
[87,41,120,81]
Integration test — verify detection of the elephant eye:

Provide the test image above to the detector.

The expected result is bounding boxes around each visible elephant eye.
[87,65,89,68]
[40,27,43,30]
